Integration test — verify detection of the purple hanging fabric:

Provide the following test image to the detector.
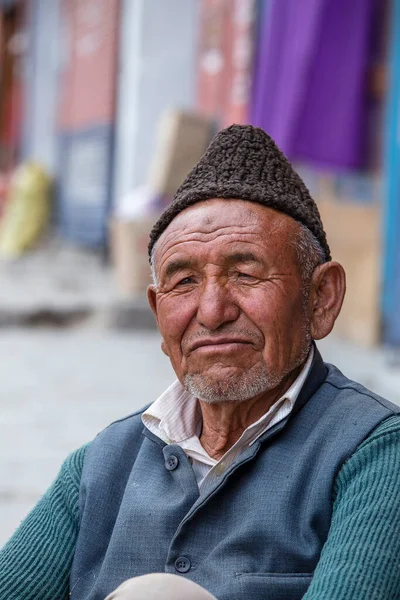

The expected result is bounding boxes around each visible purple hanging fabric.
[250,0,376,170]
[251,0,326,156]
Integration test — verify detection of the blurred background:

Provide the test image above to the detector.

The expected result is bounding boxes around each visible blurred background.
[1,0,400,543]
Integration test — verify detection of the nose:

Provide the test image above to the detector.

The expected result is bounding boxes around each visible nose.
[196,279,240,331]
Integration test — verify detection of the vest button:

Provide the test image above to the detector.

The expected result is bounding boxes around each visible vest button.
[175,556,191,573]
[165,455,179,471]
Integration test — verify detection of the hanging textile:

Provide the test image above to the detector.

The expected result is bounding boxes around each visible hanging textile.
[251,0,377,170]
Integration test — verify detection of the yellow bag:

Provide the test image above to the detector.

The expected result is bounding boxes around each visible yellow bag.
[0,162,52,258]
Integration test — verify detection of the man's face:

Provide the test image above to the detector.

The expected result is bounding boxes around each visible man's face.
[148,199,312,403]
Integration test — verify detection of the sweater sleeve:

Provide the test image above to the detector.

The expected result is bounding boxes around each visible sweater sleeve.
[0,444,87,600]
[303,415,400,600]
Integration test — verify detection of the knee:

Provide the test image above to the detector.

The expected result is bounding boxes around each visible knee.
[105,573,217,600]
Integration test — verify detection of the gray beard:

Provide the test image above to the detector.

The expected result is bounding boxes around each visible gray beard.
[183,363,273,404]
[183,338,312,405]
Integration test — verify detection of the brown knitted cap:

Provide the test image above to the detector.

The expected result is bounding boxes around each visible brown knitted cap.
[148,124,331,261]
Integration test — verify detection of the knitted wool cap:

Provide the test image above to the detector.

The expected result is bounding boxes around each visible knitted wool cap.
[148,124,331,261]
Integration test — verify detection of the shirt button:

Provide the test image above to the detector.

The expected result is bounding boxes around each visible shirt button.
[165,455,179,471]
[175,556,191,573]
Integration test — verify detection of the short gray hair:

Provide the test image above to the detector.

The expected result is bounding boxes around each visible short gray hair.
[150,243,158,287]
[291,223,326,282]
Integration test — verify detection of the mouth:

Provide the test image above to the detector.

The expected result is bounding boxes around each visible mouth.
[190,338,252,352]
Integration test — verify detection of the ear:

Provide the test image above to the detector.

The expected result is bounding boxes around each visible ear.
[147,284,158,320]
[147,285,169,356]
[309,261,346,340]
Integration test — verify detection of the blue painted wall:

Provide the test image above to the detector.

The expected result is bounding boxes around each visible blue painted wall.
[382,0,400,345]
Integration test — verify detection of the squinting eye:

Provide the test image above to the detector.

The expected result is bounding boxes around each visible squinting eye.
[177,277,194,286]
[237,272,253,279]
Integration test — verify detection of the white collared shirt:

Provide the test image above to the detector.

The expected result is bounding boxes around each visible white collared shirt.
[142,347,314,493]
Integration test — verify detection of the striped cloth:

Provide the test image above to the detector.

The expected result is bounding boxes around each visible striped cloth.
[142,348,314,492]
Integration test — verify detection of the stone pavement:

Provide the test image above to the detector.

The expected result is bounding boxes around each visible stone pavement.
[1,328,400,546]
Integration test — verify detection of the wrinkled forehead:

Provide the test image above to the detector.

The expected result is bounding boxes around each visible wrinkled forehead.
[152,199,301,267]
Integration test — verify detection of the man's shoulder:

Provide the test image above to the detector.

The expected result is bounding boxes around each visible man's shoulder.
[323,362,400,415]
[94,403,153,447]
[104,403,151,431]
[81,404,155,489]
[86,404,151,458]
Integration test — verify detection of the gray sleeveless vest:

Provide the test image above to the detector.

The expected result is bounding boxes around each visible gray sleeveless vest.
[70,350,399,599]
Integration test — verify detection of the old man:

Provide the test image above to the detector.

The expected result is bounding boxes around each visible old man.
[1,125,400,600]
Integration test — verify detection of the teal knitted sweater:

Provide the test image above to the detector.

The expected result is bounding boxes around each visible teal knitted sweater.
[1,416,400,599]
